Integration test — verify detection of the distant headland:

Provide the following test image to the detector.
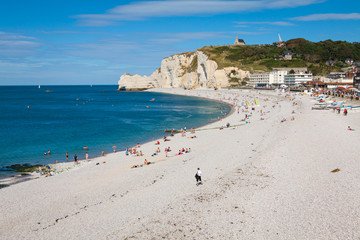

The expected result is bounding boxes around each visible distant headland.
[118,36,360,90]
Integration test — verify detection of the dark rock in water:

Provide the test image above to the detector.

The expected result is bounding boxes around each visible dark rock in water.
[164,129,182,133]
[117,87,148,91]
[5,164,43,173]
[0,184,9,189]
[0,167,13,172]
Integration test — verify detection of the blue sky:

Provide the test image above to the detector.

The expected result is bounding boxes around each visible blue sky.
[1,0,360,85]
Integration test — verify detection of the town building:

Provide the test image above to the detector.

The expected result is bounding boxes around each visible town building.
[283,51,293,60]
[284,73,313,87]
[345,58,354,65]
[273,67,307,74]
[270,70,288,86]
[249,70,288,87]
[234,35,246,46]
[249,72,270,87]
[327,72,346,80]
[353,73,360,89]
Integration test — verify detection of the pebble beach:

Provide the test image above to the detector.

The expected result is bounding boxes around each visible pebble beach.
[0,88,359,239]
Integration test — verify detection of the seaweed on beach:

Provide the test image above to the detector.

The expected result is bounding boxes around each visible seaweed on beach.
[164,130,182,133]
[0,184,9,189]
[5,164,43,173]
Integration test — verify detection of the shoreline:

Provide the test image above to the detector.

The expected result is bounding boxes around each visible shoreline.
[0,89,234,188]
[1,88,359,239]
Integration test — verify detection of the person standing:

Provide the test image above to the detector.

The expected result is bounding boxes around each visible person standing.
[66,152,69,162]
[85,152,88,161]
[113,145,116,153]
[74,154,78,164]
[195,168,202,185]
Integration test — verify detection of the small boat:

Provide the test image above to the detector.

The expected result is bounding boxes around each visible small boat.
[150,98,155,102]
[46,90,52,93]
[119,86,126,91]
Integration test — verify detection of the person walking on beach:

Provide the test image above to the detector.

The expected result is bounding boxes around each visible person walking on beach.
[74,154,78,164]
[195,168,202,185]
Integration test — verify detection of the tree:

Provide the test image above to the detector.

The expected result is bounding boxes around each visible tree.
[289,69,295,74]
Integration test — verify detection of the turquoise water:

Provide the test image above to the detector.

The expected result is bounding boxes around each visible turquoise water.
[0,85,230,177]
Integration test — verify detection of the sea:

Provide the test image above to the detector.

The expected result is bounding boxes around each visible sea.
[0,85,231,177]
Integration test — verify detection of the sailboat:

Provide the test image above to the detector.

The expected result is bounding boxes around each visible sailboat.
[38,85,40,89]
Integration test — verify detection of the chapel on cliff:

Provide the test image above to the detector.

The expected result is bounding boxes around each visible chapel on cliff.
[234,35,246,46]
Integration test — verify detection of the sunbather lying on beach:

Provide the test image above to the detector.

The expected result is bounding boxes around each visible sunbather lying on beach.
[347,126,355,131]
[131,164,143,168]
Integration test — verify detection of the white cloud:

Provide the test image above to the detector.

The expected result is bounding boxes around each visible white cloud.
[235,21,294,26]
[0,31,37,40]
[73,0,325,26]
[291,13,360,21]
[0,32,41,57]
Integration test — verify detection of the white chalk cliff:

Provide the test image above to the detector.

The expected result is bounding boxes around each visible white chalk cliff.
[118,51,249,90]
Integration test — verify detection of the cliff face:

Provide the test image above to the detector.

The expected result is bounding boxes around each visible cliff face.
[118,51,249,90]
[118,70,160,90]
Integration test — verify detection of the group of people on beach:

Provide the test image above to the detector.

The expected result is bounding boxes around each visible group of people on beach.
[38,165,54,177]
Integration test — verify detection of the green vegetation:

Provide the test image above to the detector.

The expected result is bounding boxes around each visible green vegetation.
[198,39,360,75]
[5,163,43,173]
[187,55,198,73]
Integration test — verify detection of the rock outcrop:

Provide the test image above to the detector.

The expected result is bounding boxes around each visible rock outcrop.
[118,51,249,90]
[118,70,160,91]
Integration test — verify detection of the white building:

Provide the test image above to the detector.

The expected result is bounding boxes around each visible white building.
[234,35,246,46]
[270,70,288,86]
[284,73,313,87]
[250,70,288,87]
[249,72,270,87]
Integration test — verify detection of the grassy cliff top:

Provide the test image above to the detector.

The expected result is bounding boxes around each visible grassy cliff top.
[197,38,360,75]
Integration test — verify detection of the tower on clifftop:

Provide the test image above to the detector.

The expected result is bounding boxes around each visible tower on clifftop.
[275,33,286,48]
[234,35,246,46]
